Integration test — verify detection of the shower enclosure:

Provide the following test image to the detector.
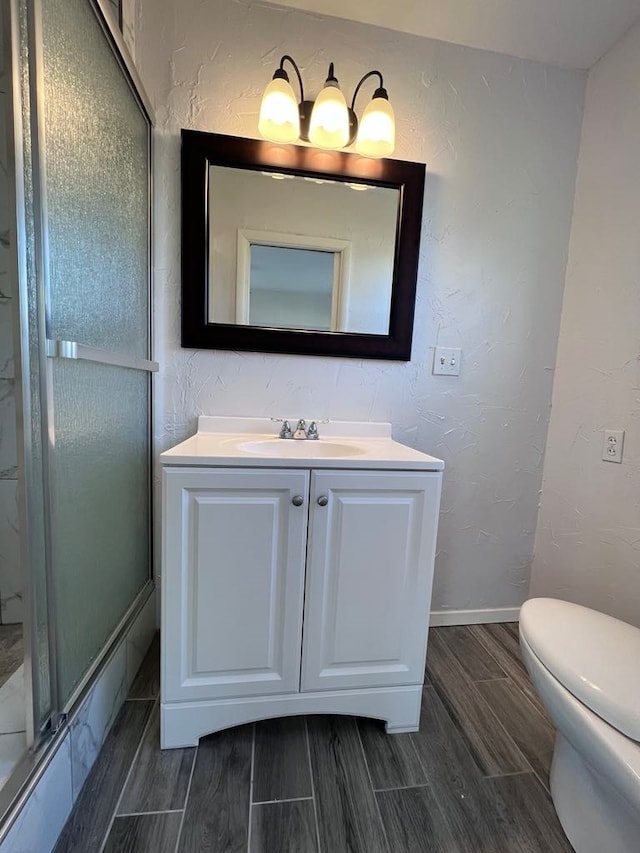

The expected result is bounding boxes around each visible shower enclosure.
[0,0,154,829]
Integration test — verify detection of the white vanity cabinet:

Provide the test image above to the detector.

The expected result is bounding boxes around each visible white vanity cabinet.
[160,418,443,749]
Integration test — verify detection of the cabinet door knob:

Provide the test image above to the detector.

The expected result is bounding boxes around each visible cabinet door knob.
[291,495,304,507]
[317,495,329,507]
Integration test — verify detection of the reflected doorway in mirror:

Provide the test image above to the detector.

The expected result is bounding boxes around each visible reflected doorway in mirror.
[235,230,352,332]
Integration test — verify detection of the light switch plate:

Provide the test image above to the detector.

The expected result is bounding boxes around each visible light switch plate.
[433,346,462,376]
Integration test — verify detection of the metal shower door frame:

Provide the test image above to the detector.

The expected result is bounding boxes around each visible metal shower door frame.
[0,0,156,831]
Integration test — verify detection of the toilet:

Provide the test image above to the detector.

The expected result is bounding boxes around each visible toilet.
[519,597,640,853]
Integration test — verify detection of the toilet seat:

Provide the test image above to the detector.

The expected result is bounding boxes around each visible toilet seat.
[520,598,640,741]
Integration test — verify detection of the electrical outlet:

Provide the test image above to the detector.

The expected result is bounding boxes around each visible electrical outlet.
[433,346,462,376]
[602,429,624,463]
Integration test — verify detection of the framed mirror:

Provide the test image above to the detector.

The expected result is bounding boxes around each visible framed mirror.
[181,130,425,360]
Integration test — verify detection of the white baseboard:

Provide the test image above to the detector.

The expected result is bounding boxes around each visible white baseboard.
[429,607,520,627]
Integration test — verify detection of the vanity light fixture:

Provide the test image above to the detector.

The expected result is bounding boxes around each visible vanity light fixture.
[258,55,396,158]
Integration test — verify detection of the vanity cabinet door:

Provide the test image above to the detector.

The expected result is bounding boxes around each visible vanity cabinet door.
[162,467,309,702]
[301,470,442,692]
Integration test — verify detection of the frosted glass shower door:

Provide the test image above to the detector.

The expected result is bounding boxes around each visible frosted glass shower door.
[36,0,154,708]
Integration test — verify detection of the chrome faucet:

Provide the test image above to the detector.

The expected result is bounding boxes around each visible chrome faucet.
[273,417,327,439]
[294,419,323,439]
[293,419,308,440]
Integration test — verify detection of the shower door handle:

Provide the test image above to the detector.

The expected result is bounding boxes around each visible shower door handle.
[46,339,158,372]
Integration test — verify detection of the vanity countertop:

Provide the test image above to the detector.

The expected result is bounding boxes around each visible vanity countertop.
[160,416,444,471]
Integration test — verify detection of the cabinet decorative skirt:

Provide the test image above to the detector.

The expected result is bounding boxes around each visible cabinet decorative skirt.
[161,685,423,748]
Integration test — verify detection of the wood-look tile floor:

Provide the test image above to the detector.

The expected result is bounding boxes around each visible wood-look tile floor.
[55,625,574,852]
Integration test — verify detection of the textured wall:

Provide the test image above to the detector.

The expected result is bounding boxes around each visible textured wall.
[135,0,586,614]
[530,21,640,627]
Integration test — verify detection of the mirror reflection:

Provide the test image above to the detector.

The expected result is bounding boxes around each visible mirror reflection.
[208,166,400,335]
[248,245,335,330]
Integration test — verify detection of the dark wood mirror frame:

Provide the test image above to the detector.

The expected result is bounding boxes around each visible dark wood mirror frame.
[181,130,425,360]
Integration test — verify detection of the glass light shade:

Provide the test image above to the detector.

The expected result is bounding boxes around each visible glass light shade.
[258,77,300,143]
[308,84,350,149]
[355,96,396,157]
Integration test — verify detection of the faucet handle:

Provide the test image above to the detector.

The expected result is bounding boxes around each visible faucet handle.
[271,418,292,439]
[309,418,329,438]
[280,420,293,439]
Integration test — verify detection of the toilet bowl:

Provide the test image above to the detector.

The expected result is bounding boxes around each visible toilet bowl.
[519,598,640,853]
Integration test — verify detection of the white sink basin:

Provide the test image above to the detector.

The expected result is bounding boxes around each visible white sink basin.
[239,439,366,458]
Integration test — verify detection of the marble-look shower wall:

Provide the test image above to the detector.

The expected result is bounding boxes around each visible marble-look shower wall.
[0,19,22,626]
